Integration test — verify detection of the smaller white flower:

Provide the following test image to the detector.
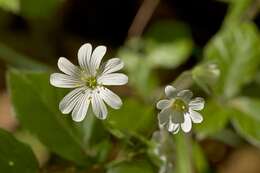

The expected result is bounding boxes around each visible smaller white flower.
[50,43,128,122]
[156,85,204,134]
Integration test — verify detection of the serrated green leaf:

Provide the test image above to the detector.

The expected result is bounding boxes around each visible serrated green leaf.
[204,22,260,99]
[195,100,230,137]
[0,128,38,173]
[145,20,193,69]
[230,97,260,146]
[107,160,155,173]
[7,70,91,165]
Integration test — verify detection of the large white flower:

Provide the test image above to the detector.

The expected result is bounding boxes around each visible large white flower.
[156,85,204,134]
[50,43,128,122]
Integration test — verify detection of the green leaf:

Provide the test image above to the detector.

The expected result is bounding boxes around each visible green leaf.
[20,0,62,19]
[0,42,50,71]
[107,160,155,173]
[7,70,90,165]
[145,20,193,69]
[195,100,230,137]
[0,128,38,173]
[0,0,19,13]
[118,43,159,98]
[105,99,156,138]
[130,63,158,99]
[204,22,260,99]
[229,97,260,146]
[223,0,255,27]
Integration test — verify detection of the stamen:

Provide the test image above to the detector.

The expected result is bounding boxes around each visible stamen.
[81,71,98,89]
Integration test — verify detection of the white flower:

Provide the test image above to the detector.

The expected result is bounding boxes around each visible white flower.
[50,43,128,122]
[156,85,204,134]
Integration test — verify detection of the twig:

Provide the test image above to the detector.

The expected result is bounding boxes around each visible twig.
[127,0,160,39]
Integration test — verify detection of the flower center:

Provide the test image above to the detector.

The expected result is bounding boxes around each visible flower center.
[86,77,97,89]
[80,70,98,89]
[172,99,187,112]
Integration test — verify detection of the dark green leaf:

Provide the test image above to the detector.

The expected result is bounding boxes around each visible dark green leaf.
[7,70,90,165]
[20,0,62,19]
[105,99,156,137]
[0,128,38,173]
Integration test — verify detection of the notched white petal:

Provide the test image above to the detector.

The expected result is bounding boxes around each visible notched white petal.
[156,99,170,110]
[58,57,80,77]
[72,91,91,122]
[50,73,82,88]
[158,108,171,127]
[168,121,180,134]
[181,114,192,133]
[99,87,122,109]
[97,73,128,86]
[78,43,92,71]
[90,45,106,75]
[189,97,205,111]
[177,90,193,102]
[189,110,203,123]
[59,87,86,114]
[91,91,108,119]
[101,58,124,75]
[172,110,184,123]
[165,85,177,98]
[172,125,180,134]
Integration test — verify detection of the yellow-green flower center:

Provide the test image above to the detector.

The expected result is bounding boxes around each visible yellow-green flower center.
[172,99,187,112]
[86,77,97,89]
[80,71,98,89]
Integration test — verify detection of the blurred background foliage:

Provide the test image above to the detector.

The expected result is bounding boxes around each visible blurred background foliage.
[0,0,260,173]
